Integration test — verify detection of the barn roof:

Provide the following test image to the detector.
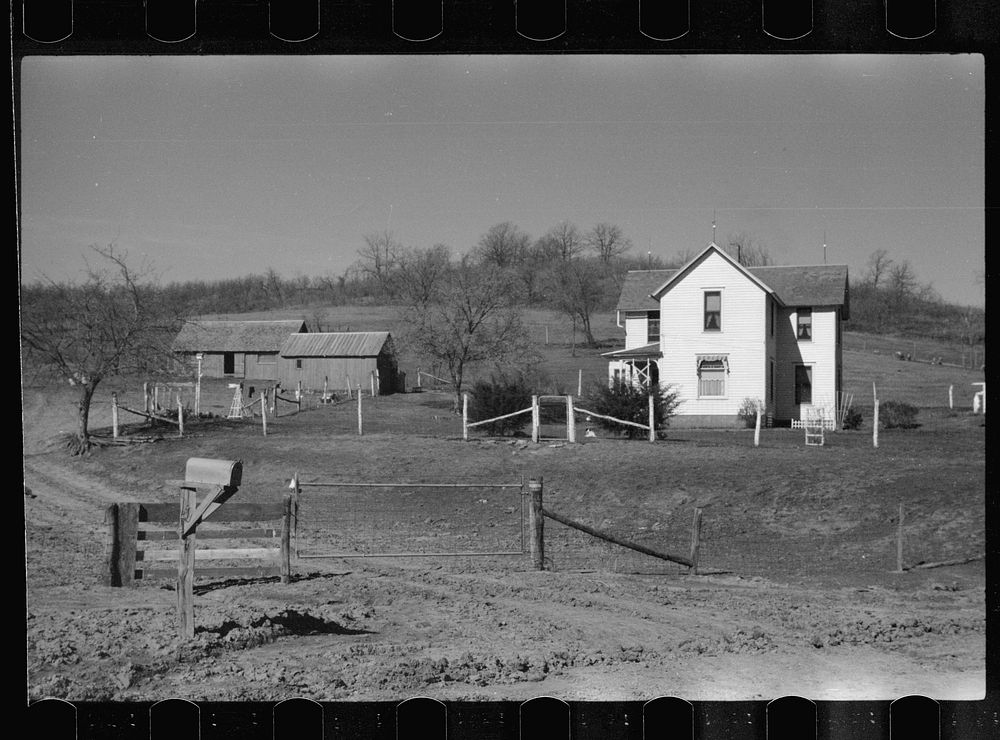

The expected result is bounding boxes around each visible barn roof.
[280,332,392,358]
[616,262,850,318]
[173,320,307,353]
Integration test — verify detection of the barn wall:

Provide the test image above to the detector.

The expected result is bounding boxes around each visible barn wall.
[244,352,279,381]
[657,250,768,417]
[278,357,380,392]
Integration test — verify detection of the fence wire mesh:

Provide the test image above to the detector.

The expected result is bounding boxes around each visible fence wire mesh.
[294,481,524,559]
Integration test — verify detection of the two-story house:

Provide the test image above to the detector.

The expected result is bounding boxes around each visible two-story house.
[604,242,850,427]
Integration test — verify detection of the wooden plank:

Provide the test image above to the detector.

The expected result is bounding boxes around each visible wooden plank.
[138,502,284,523]
[139,547,280,562]
[137,565,282,580]
[103,504,119,586]
[137,528,279,541]
[177,489,196,639]
[117,503,139,587]
[542,506,694,568]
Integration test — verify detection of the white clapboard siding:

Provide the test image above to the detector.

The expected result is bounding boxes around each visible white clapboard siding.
[658,250,768,416]
[773,306,839,421]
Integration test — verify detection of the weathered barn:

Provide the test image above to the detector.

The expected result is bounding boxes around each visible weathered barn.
[172,320,308,380]
[277,332,400,394]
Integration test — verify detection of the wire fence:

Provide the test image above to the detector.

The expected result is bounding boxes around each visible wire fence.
[293,479,525,561]
[844,332,985,370]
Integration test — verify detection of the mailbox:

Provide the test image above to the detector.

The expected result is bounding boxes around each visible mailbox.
[184,457,242,488]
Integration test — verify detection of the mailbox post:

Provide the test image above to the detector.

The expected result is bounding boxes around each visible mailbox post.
[171,458,242,638]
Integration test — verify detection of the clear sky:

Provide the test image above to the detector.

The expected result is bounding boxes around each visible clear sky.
[18,54,984,307]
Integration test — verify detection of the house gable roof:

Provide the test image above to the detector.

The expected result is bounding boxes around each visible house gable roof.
[173,320,307,353]
[616,245,850,318]
[650,243,775,301]
[280,332,391,358]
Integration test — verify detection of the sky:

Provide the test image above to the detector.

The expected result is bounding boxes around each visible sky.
[17,54,985,307]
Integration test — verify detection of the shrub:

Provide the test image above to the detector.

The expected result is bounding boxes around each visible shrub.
[879,400,919,429]
[585,381,681,439]
[841,407,863,430]
[469,373,532,436]
[736,397,765,429]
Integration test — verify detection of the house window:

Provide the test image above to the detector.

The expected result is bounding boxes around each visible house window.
[797,308,812,340]
[795,365,812,405]
[223,352,235,375]
[295,359,303,369]
[698,359,726,398]
[647,311,660,343]
[704,291,721,331]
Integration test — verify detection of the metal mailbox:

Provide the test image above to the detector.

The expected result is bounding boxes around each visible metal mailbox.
[184,457,243,489]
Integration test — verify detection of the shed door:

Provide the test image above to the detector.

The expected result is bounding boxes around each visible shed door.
[223,352,235,374]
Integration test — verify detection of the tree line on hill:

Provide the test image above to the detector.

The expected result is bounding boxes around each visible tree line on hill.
[19,226,984,452]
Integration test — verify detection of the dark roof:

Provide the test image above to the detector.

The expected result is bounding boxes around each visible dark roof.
[173,320,307,353]
[747,265,851,317]
[616,270,676,311]
[280,332,392,358]
[616,263,850,318]
[602,342,662,359]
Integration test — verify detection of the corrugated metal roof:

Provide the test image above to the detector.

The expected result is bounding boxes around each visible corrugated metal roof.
[280,332,391,358]
[173,320,307,353]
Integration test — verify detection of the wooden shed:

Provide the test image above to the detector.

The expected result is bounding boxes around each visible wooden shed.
[172,320,308,380]
[278,332,400,395]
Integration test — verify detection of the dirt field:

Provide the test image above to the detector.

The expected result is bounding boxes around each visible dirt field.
[23,350,986,702]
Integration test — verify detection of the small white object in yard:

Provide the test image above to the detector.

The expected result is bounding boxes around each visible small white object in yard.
[585,428,596,438]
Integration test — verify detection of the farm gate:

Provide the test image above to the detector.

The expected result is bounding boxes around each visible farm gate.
[290,477,526,559]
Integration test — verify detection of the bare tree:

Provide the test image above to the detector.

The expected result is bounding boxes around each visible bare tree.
[544,258,614,347]
[888,260,917,308]
[473,222,531,269]
[725,232,773,266]
[20,245,175,454]
[357,230,402,294]
[536,221,585,262]
[865,249,894,289]
[586,222,633,264]
[394,244,452,306]
[399,261,533,410]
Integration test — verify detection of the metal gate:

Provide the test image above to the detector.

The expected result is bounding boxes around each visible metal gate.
[290,477,526,559]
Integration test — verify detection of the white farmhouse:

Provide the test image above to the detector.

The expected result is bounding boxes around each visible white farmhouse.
[604,243,850,427]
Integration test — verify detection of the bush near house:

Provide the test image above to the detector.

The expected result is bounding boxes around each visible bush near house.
[841,407,864,430]
[469,373,533,436]
[586,381,681,439]
[880,400,919,429]
[737,397,765,429]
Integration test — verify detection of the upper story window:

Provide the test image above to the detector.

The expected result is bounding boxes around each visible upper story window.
[704,291,721,331]
[647,311,660,343]
[797,308,812,340]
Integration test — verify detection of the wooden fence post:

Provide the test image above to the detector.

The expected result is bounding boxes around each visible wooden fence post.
[648,394,656,442]
[143,382,150,414]
[566,395,576,443]
[195,358,202,415]
[896,503,905,572]
[260,396,268,436]
[528,478,544,571]
[280,494,292,584]
[177,488,197,638]
[290,472,300,553]
[104,504,120,586]
[112,392,119,439]
[754,403,761,447]
[873,399,880,448]
[153,384,160,412]
[531,395,540,443]
[417,367,422,388]
[690,507,703,575]
[578,369,583,396]
[949,384,954,410]
[357,385,363,436]
[462,393,469,441]
[177,400,184,437]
